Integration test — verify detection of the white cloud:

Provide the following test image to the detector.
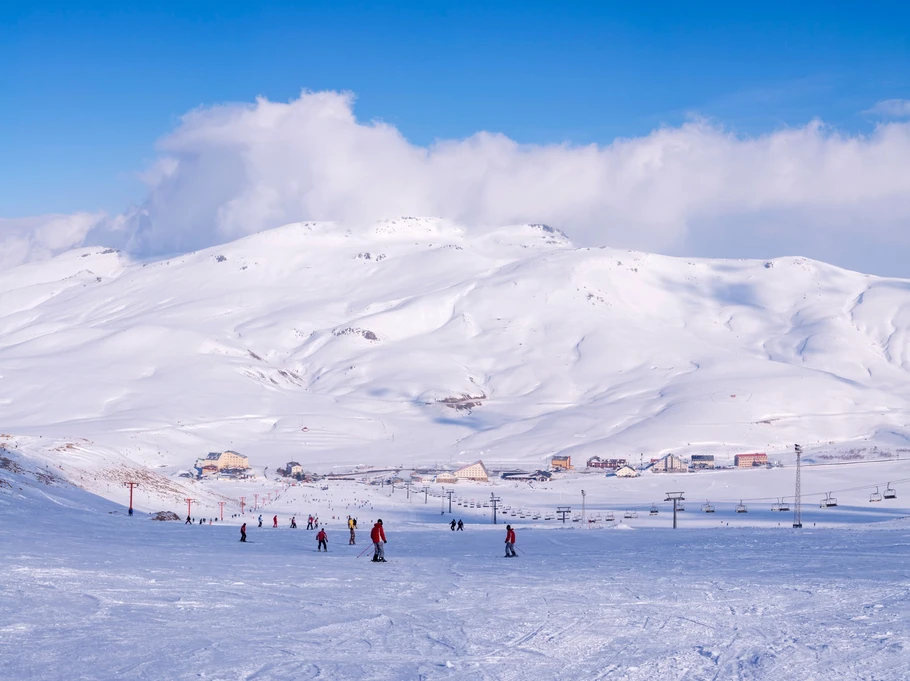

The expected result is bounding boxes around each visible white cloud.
[0,213,105,270]
[865,99,910,119]
[9,90,910,275]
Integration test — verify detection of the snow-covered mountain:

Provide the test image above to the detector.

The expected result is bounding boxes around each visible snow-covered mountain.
[3,216,910,484]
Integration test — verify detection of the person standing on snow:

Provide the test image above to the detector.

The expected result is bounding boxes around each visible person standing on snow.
[457,519,464,531]
[240,523,247,542]
[272,515,278,529]
[307,515,314,530]
[290,516,297,529]
[504,525,517,557]
[258,514,263,528]
[317,528,328,552]
[185,515,192,525]
[371,519,387,562]
[450,519,456,531]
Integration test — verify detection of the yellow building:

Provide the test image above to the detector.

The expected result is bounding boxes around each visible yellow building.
[551,455,572,471]
[196,450,250,471]
[454,461,490,482]
[434,472,458,484]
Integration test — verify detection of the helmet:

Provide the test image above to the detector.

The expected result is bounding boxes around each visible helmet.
[377,519,383,524]
[506,525,511,529]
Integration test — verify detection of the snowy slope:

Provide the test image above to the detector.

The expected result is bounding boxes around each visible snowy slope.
[3,217,910,508]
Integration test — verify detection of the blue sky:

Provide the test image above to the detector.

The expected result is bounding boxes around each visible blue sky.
[2,1,909,219]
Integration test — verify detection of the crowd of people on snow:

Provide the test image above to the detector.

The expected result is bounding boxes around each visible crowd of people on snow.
[236,516,519,558]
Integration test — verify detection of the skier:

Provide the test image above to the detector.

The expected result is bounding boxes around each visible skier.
[307,515,314,530]
[290,516,297,529]
[273,515,278,529]
[240,523,247,542]
[450,519,456,531]
[457,519,464,531]
[258,514,263,528]
[317,528,328,552]
[504,525,517,557]
[349,526,356,545]
[347,515,354,531]
[185,515,192,525]
[370,519,387,562]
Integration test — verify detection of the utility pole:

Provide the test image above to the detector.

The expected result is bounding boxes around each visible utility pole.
[446,489,454,513]
[422,486,429,503]
[793,444,803,529]
[441,487,446,514]
[490,493,501,524]
[581,489,586,525]
[254,493,259,510]
[239,496,246,514]
[557,506,571,523]
[184,498,195,519]
[405,481,412,500]
[218,501,226,521]
[665,492,685,529]
[123,481,139,516]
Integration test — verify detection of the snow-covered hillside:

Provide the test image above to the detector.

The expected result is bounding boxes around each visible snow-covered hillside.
[3,216,910,504]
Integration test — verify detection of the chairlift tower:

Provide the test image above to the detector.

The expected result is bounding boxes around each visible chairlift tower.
[793,444,803,529]
[490,493,502,524]
[581,489,586,525]
[557,506,571,523]
[665,492,685,529]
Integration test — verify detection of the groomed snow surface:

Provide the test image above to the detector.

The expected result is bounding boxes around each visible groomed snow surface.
[3,459,910,681]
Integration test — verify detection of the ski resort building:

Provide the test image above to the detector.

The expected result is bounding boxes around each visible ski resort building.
[614,465,640,478]
[454,461,490,482]
[734,453,768,468]
[194,450,250,476]
[690,455,715,470]
[434,472,458,484]
[285,462,303,477]
[550,455,572,471]
[586,457,628,470]
[651,454,686,473]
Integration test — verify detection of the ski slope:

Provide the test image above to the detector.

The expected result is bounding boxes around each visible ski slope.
[2,458,910,681]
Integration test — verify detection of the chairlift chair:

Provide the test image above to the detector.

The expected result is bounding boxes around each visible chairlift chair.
[624,510,638,519]
[702,501,715,513]
[820,492,838,508]
[771,499,782,512]
[735,500,748,513]
[779,499,790,512]
[649,503,659,516]
[677,501,686,512]
[884,483,897,500]
[604,512,615,522]
[870,486,883,503]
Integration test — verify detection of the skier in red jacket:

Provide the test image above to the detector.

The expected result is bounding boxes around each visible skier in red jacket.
[504,525,517,557]
[370,519,387,562]
[316,528,328,551]
[272,515,278,528]
[240,523,247,542]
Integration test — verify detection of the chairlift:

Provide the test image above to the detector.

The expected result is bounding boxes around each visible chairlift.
[771,498,782,512]
[649,503,659,516]
[532,513,541,520]
[572,513,582,522]
[884,483,897,500]
[820,492,838,508]
[870,486,883,503]
[702,501,715,513]
[779,498,790,512]
[735,500,748,513]
[604,512,615,522]
[624,510,638,519]
[544,514,555,521]
[677,501,686,512]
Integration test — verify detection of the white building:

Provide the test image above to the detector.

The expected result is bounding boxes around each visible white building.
[454,461,490,482]
[434,472,458,484]
[615,465,640,478]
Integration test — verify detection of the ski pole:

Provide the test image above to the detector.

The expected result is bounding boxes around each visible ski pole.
[356,545,372,559]
[517,546,527,555]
